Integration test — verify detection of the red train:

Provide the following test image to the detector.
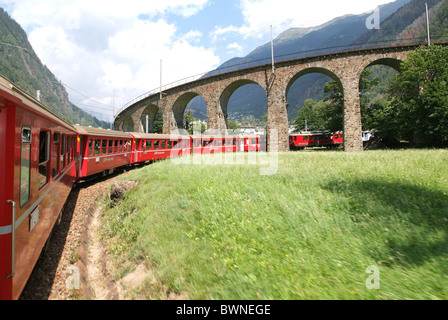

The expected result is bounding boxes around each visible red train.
[0,74,265,300]
[289,131,344,150]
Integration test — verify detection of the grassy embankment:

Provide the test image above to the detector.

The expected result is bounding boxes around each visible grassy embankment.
[100,150,448,299]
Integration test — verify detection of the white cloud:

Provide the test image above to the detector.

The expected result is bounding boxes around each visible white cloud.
[3,0,217,121]
[226,42,244,56]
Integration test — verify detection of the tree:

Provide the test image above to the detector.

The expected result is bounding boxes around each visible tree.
[153,111,164,134]
[388,45,448,147]
[294,99,327,132]
[227,120,241,130]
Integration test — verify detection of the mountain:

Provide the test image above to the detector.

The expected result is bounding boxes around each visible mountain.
[0,7,110,128]
[191,0,448,122]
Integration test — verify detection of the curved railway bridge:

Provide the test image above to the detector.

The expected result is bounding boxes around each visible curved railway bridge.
[114,40,448,152]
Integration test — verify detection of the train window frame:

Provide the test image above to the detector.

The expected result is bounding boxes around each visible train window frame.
[94,139,101,155]
[70,136,74,162]
[88,139,93,156]
[161,140,166,149]
[38,130,50,190]
[52,132,60,178]
[102,139,108,154]
[20,126,32,208]
[61,134,66,169]
[154,140,160,149]
[146,140,153,150]
[108,140,114,154]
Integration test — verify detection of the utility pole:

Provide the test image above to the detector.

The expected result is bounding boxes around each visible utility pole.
[111,90,115,130]
[146,115,149,134]
[426,3,431,47]
[160,59,163,99]
[270,25,275,74]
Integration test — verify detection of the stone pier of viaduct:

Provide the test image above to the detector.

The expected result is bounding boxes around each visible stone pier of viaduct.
[114,44,418,152]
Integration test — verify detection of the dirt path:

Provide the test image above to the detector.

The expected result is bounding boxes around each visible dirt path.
[20,173,127,300]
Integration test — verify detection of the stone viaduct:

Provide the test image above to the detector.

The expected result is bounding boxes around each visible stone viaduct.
[114,44,421,152]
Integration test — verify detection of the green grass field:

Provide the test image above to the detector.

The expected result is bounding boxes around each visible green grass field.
[101,150,448,300]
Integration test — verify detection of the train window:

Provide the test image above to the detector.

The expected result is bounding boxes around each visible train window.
[303,136,308,141]
[94,139,101,155]
[61,134,66,169]
[52,133,60,178]
[109,140,113,154]
[66,135,70,164]
[88,139,93,156]
[20,127,31,207]
[69,136,73,162]
[161,140,166,149]
[114,140,119,153]
[168,141,172,149]
[154,140,160,149]
[146,140,153,149]
[38,130,50,190]
[102,140,108,154]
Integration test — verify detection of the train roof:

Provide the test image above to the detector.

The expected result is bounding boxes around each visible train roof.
[130,132,188,140]
[75,125,133,138]
[0,74,77,132]
[191,134,261,139]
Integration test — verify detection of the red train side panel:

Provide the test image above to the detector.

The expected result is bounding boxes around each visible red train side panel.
[1,75,77,300]
[130,133,191,163]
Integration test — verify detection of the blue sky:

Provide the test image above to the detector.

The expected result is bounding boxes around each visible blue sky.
[0,0,394,122]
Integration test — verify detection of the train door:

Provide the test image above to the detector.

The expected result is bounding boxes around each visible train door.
[0,102,15,299]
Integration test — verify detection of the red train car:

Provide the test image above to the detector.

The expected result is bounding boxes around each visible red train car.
[130,133,191,163]
[289,132,343,150]
[191,135,263,154]
[0,75,78,300]
[192,135,238,154]
[332,132,344,146]
[76,125,134,179]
